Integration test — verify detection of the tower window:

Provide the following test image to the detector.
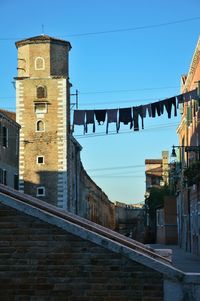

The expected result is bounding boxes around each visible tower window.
[36,120,45,132]
[35,103,47,114]
[37,86,47,98]
[37,156,44,164]
[37,186,45,197]
[35,57,45,70]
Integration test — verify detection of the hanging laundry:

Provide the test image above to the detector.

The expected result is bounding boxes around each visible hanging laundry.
[189,88,198,100]
[176,94,184,107]
[183,91,192,102]
[85,110,95,133]
[106,109,118,134]
[143,104,152,117]
[133,106,145,131]
[163,97,177,118]
[118,108,133,132]
[151,101,163,118]
[95,109,107,125]
[72,110,85,132]
[177,88,198,108]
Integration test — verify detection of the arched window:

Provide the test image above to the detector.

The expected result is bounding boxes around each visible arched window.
[35,57,45,70]
[36,120,45,132]
[37,86,47,98]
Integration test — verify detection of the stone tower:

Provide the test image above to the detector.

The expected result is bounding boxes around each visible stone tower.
[15,35,72,209]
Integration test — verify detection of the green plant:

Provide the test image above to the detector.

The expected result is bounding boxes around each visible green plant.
[184,161,200,186]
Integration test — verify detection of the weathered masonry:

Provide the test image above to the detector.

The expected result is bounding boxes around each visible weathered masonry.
[14,35,116,230]
[0,185,200,301]
[15,35,71,209]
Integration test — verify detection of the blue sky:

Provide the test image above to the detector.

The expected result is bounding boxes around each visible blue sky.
[1,0,200,203]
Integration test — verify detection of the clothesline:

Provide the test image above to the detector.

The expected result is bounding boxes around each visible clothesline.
[72,88,198,134]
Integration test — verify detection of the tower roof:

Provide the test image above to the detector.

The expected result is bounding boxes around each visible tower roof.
[15,34,71,49]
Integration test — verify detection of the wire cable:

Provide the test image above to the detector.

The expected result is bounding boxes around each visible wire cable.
[0,16,200,41]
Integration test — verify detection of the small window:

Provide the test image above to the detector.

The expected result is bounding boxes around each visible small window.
[1,169,7,185]
[37,86,47,98]
[35,57,45,70]
[14,174,19,190]
[2,126,8,147]
[35,103,47,114]
[37,186,45,196]
[36,120,45,132]
[0,169,3,184]
[37,156,44,164]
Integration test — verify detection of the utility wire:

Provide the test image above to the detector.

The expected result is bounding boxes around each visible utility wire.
[61,16,200,38]
[1,16,200,41]
[0,84,179,100]
[87,164,144,172]
[78,86,179,95]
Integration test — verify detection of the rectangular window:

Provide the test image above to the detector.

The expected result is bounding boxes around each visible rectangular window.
[37,156,44,164]
[37,187,45,197]
[0,169,7,185]
[14,174,19,190]
[35,103,47,114]
[156,208,164,226]
[0,169,3,184]
[2,126,8,147]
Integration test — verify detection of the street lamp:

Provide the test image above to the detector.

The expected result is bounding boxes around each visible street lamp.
[171,145,200,157]
[171,145,177,158]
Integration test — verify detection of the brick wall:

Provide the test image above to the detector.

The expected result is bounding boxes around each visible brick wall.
[0,202,163,300]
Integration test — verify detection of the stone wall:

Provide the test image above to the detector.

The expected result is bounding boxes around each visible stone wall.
[80,165,116,230]
[0,201,163,301]
[1,186,200,301]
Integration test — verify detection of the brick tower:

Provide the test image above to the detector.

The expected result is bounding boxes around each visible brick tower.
[15,35,71,209]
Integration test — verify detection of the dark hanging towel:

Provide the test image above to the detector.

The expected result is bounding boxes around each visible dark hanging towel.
[176,94,184,107]
[151,101,163,118]
[163,97,177,118]
[143,104,152,117]
[106,109,118,134]
[189,88,198,100]
[118,107,133,132]
[177,88,198,108]
[85,110,95,133]
[133,106,145,131]
[72,110,85,132]
[183,91,192,102]
[94,109,107,125]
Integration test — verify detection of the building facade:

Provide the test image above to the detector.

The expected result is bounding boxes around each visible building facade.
[145,151,169,191]
[144,151,171,243]
[175,37,200,255]
[15,35,71,209]
[14,34,116,230]
[0,109,20,189]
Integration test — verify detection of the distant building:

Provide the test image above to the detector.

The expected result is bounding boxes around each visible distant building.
[145,151,169,191]
[115,201,145,242]
[0,109,20,189]
[144,151,177,244]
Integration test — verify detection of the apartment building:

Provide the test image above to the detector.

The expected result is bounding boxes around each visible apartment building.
[0,109,20,189]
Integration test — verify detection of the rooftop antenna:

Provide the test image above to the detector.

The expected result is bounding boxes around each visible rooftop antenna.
[41,24,44,36]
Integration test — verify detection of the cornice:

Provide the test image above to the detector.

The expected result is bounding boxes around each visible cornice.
[184,37,200,91]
